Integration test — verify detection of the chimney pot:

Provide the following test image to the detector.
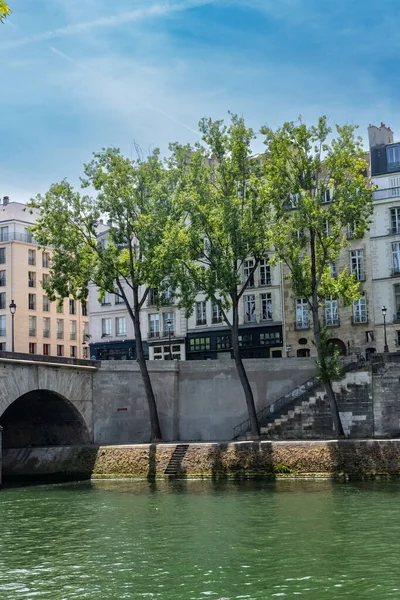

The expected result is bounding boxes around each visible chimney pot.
[3,196,9,206]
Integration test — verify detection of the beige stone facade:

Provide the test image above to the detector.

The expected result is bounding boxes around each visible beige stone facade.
[0,199,89,358]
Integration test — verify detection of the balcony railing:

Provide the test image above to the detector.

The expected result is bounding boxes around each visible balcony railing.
[162,329,175,337]
[0,328,6,337]
[294,320,310,330]
[391,266,400,276]
[43,329,50,338]
[148,331,160,339]
[390,226,400,235]
[196,319,207,326]
[373,187,400,201]
[0,232,35,243]
[57,331,64,339]
[29,328,36,337]
[28,280,36,288]
[70,332,77,340]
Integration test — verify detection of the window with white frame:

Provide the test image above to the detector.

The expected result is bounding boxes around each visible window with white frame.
[323,219,331,235]
[149,314,160,338]
[395,284,400,321]
[101,318,111,337]
[353,293,367,323]
[296,298,309,329]
[70,320,77,340]
[116,317,126,336]
[330,262,337,278]
[212,302,222,324]
[153,344,182,360]
[196,301,207,326]
[244,295,256,322]
[391,208,400,234]
[101,292,112,306]
[387,145,400,170]
[261,293,272,321]
[259,259,271,286]
[350,250,365,281]
[162,312,174,336]
[321,189,332,203]
[244,259,255,288]
[57,318,64,339]
[392,242,400,274]
[325,296,339,327]
[0,315,6,337]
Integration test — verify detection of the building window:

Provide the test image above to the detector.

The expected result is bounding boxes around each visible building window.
[43,344,50,356]
[212,303,222,324]
[57,345,64,357]
[162,312,174,336]
[43,296,50,312]
[147,288,158,307]
[387,144,400,171]
[153,344,181,360]
[321,189,332,203]
[353,294,367,324]
[81,300,87,316]
[0,270,6,286]
[330,262,337,278]
[0,248,5,264]
[239,333,253,347]
[115,295,124,305]
[196,301,207,326]
[216,334,231,350]
[69,299,76,315]
[83,322,90,342]
[0,342,5,351]
[0,227,8,242]
[29,342,36,354]
[325,296,339,327]
[70,346,77,358]
[244,295,256,322]
[28,294,36,310]
[259,259,271,286]
[350,250,365,281]
[43,317,50,338]
[261,293,273,321]
[101,318,111,337]
[83,347,89,359]
[42,252,50,268]
[324,219,331,236]
[56,301,64,314]
[57,319,64,339]
[296,298,309,329]
[244,259,255,287]
[42,273,50,287]
[29,316,36,337]
[395,285,400,321]
[28,249,36,265]
[392,242,400,275]
[390,208,400,234]
[70,320,77,340]
[0,292,5,310]
[148,314,160,338]
[189,337,211,351]
[260,331,281,346]
[28,271,36,288]
[101,292,112,306]
[116,317,127,336]
[0,315,6,337]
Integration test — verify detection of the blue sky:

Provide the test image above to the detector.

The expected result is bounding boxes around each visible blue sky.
[1,0,399,202]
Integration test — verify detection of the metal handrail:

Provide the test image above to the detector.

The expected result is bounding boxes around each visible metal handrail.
[232,356,364,439]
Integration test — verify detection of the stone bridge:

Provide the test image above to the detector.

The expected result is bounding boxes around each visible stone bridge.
[0,351,319,448]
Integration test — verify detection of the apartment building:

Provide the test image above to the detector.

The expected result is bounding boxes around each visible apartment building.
[186,255,284,360]
[369,122,400,353]
[0,197,89,358]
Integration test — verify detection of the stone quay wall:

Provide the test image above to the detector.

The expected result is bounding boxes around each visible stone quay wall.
[5,440,400,482]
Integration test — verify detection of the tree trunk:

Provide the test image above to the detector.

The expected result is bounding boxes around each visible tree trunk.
[231,300,260,439]
[312,306,344,438]
[132,294,163,442]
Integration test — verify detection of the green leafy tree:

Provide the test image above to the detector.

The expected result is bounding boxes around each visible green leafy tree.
[28,148,174,442]
[0,1,10,22]
[262,116,373,436]
[163,114,272,438]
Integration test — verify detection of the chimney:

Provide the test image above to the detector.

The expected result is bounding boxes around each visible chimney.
[2,196,9,206]
[99,219,104,225]
[368,122,394,149]
[107,219,112,227]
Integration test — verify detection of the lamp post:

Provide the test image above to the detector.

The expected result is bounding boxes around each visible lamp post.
[9,299,16,352]
[167,318,173,360]
[382,305,389,353]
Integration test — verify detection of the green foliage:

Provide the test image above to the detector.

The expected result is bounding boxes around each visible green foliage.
[163,113,272,323]
[262,116,373,381]
[0,1,10,22]
[28,148,173,308]
[273,463,293,474]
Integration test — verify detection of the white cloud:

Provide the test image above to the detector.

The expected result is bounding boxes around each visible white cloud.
[1,0,218,49]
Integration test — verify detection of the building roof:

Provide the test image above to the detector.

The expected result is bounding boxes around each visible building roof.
[0,201,39,224]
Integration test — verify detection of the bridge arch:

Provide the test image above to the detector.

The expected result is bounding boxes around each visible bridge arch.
[0,389,91,448]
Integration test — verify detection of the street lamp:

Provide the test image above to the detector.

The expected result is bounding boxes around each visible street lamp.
[382,305,389,353]
[9,299,16,352]
[167,318,173,360]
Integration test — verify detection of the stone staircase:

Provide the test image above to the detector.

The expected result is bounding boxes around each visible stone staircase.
[232,356,366,440]
[164,444,190,475]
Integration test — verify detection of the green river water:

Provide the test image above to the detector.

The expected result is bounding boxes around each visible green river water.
[0,478,399,599]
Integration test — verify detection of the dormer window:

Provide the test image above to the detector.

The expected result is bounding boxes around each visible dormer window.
[387,144,400,171]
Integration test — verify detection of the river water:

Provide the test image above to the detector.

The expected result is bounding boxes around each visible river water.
[0,478,399,599]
